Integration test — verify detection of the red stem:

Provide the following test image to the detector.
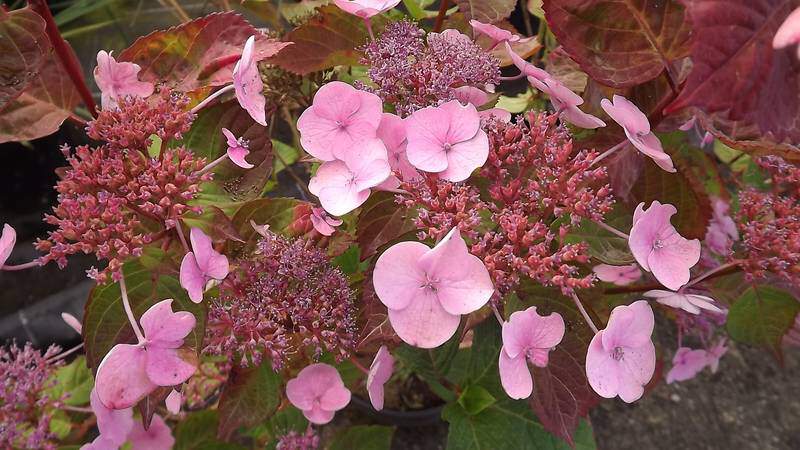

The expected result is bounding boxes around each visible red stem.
[30,0,98,117]
[433,0,450,32]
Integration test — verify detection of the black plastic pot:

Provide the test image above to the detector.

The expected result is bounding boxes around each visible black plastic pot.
[348,395,444,427]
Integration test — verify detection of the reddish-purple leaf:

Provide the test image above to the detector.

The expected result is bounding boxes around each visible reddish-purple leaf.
[0,7,50,110]
[544,0,691,87]
[355,191,416,261]
[455,0,517,23]
[118,12,289,94]
[665,0,800,160]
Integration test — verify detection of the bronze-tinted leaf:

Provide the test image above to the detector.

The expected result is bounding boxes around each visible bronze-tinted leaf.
[355,191,416,261]
[455,0,517,23]
[0,7,50,110]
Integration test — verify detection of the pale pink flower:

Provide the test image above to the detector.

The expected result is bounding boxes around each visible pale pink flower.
[297,81,383,161]
[61,312,82,334]
[165,389,181,415]
[593,263,642,286]
[666,347,708,383]
[705,197,738,255]
[705,338,728,373]
[453,86,512,123]
[498,307,565,399]
[405,100,489,182]
[86,388,133,448]
[93,50,154,110]
[373,228,494,348]
[504,42,549,80]
[586,300,656,403]
[601,95,675,172]
[774,7,800,54]
[470,20,523,47]
[310,207,343,236]
[95,299,197,409]
[367,345,394,410]
[286,363,351,425]
[643,289,722,315]
[222,128,254,169]
[128,414,174,450]
[180,228,230,303]
[375,113,420,189]
[308,138,391,216]
[334,0,401,18]
[629,201,701,291]
[1,223,16,267]
[233,35,267,126]
[529,76,605,129]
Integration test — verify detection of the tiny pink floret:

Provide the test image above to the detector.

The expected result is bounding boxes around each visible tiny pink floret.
[643,289,722,315]
[310,207,343,236]
[233,35,268,126]
[470,20,521,46]
[666,347,708,383]
[93,50,154,111]
[601,95,675,172]
[530,76,605,129]
[286,363,351,425]
[222,128,254,169]
[180,227,230,303]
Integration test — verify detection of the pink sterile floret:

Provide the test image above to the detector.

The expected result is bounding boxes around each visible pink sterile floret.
[297,81,383,161]
[95,299,197,410]
[705,197,739,256]
[601,95,675,172]
[504,42,549,80]
[233,35,268,126]
[528,76,605,129]
[334,0,401,18]
[452,86,512,123]
[373,227,494,348]
[367,345,395,410]
[286,363,351,425]
[126,414,174,450]
[222,128,254,169]
[774,7,800,53]
[470,20,522,46]
[82,388,133,449]
[665,347,708,383]
[0,223,15,267]
[375,113,420,189]
[643,290,722,315]
[593,263,642,286]
[405,100,489,182]
[93,50,154,111]
[310,207,343,236]
[308,138,391,216]
[629,201,701,291]
[180,228,230,303]
[498,306,565,399]
[586,300,656,403]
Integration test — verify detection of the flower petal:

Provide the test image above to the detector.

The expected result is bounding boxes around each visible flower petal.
[585,332,620,399]
[95,344,156,409]
[373,241,429,311]
[179,253,205,303]
[499,350,533,400]
[189,228,229,280]
[388,289,461,348]
[648,236,701,291]
[145,347,197,387]
[128,414,174,450]
[233,36,267,126]
[90,388,134,445]
[367,345,394,410]
[139,299,195,345]
[0,223,16,267]
[601,300,654,350]
[439,129,489,182]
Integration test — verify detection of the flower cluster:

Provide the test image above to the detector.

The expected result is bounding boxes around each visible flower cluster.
[205,231,356,368]
[276,428,320,450]
[358,20,500,116]
[398,175,485,241]
[736,156,800,286]
[0,343,64,450]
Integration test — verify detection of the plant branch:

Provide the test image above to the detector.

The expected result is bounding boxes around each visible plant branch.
[570,292,599,334]
[433,0,450,33]
[119,273,145,343]
[593,220,629,239]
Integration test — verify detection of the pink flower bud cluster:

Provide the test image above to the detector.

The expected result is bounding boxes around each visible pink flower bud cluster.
[205,231,356,368]
[736,156,800,286]
[0,343,65,450]
[358,20,500,116]
[276,428,320,450]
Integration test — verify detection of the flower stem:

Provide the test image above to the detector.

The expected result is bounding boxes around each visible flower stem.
[499,73,526,81]
[590,140,628,167]
[491,304,504,324]
[120,273,145,343]
[570,292,599,334]
[433,0,450,33]
[593,220,630,239]
[199,154,228,174]
[349,356,370,375]
[2,260,42,271]
[47,343,84,363]
[364,17,375,41]
[190,84,235,114]
[61,405,93,414]
[175,222,191,253]
[685,261,741,288]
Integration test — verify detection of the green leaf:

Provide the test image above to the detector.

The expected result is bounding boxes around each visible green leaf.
[394,329,463,402]
[48,356,93,406]
[217,363,283,440]
[175,410,245,450]
[463,319,503,395]
[496,89,534,113]
[565,219,634,265]
[229,197,301,247]
[727,285,800,360]
[246,408,308,449]
[271,139,300,174]
[328,425,395,450]
[332,246,369,275]
[457,384,496,416]
[49,410,72,440]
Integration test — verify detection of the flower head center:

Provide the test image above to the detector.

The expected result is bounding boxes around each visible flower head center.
[420,273,440,292]
[611,346,625,361]
[652,239,664,250]
[442,142,453,152]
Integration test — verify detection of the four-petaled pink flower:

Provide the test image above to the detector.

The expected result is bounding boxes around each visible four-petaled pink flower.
[180,228,230,303]
[95,299,197,410]
[233,35,268,126]
[601,95,675,172]
[643,289,722,315]
[586,300,656,403]
[529,76,605,129]
[705,197,738,256]
[505,43,549,80]
[498,306,565,399]
[470,20,523,48]
[373,228,494,348]
[222,128,254,169]
[127,414,174,450]
[665,347,708,384]
[406,100,489,182]
[333,0,401,18]
[453,86,512,123]
[1,223,16,267]
[297,81,383,161]
[93,50,154,111]
[308,138,391,216]
[375,113,420,189]
[310,207,343,236]
[629,201,701,291]
[774,7,800,56]
[593,263,642,286]
[286,363,352,425]
[367,345,394,410]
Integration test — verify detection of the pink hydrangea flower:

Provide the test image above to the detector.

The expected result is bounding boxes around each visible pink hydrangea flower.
[93,50,154,111]
[367,345,394,410]
[297,81,383,161]
[601,95,675,172]
[586,300,656,403]
[127,414,174,450]
[308,138,391,216]
[375,113,420,189]
[705,197,739,255]
[774,7,800,54]
[470,20,523,47]
[529,76,605,129]
[61,312,82,334]
[504,42,549,80]
[310,207,343,236]
[233,35,267,126]
[165,389,181,415]
[705,339,728,372]
[593,263,642,286]
[498,307,565,399]
[86,388,133,448]
[286,363,351,425]
[180,228,230,303]
[453,86,512,123]
[373,228,494,348]
[666,347,708,383]
[405,100,489,182]
[334,0,401,18]
[643,289,722,315]
[1,223,16,267]
[629,201,701,291]
[222,128,254,169]
[95,299,197,409]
